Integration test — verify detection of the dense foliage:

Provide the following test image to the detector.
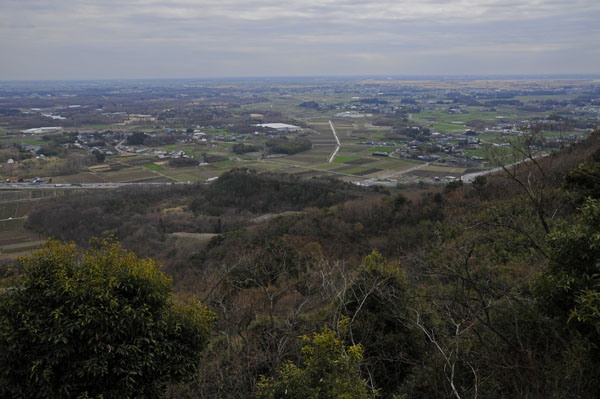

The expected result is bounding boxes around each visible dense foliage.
[256,320,372,399]
[232,143,261,154]
[339,252,422,396]
[26,169,367,258]
[199,168,358,214]
[266,138,312,154]
[15,131,600,397]
[168,157,199,167]
[126,132,147,145]
[0,239,214,398]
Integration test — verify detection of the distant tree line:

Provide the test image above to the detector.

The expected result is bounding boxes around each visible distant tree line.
[266,138,312,154]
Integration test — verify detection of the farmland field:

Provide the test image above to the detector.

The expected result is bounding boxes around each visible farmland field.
[0,77,594,191]
[54,173,107,184]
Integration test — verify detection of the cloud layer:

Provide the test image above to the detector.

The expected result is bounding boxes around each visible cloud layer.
[1,0,599,79]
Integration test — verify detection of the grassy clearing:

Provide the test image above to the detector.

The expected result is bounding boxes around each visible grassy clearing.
[464,148,491,159]
[144,163,164,170]
[213,161,237,167]
[479,133,502,139]
[12,139,46,145]
[415,108,511,132]
[432,123,466,133]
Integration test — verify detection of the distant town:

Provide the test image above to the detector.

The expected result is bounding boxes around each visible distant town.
[0,77,597,187]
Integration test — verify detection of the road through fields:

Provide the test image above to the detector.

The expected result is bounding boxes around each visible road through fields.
[327,120,341,163]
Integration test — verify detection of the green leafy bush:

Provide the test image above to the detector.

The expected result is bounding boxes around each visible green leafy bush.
[0,239,215,399]
[256,319,373,399]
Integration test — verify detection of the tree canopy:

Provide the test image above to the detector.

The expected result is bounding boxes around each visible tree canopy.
[0,239,214,399]
[255,319,373,399]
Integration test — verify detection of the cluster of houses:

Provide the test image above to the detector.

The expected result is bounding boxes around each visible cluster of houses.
[335,111,373,118]
[394,134,482,164]
[358,130,486,166]
[117,146,197,160]
[373,118,588,167]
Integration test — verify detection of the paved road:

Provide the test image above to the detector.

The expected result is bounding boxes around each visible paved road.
[356,160,430,186]
[0,182,194,190]
[328,120,341,163]
[461,152,548,182]
[390,159,431,175]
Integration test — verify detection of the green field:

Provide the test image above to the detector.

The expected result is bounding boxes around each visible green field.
[464,148,490,159]
[333,156,359,163]
[144,163,164,170]
[431,123,466,133]
[213,161,237,167]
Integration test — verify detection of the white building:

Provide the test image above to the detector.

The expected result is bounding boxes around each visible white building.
[21,127,62,135]
[255,123,302,132]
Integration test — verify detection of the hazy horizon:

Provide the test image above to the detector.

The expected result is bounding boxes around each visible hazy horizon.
[2,0,599,80]
[4,73,600,85]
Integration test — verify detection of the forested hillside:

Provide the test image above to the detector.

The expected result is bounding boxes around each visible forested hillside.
[5,130,600,398]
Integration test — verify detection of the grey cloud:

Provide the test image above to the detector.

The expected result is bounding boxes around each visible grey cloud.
[0,0,598,79]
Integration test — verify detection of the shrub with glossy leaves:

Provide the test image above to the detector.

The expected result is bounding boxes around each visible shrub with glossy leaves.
[0,239,214,399]
[255,319,374,399]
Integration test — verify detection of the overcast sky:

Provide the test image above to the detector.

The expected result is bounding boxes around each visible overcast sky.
[1,0,599,80]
